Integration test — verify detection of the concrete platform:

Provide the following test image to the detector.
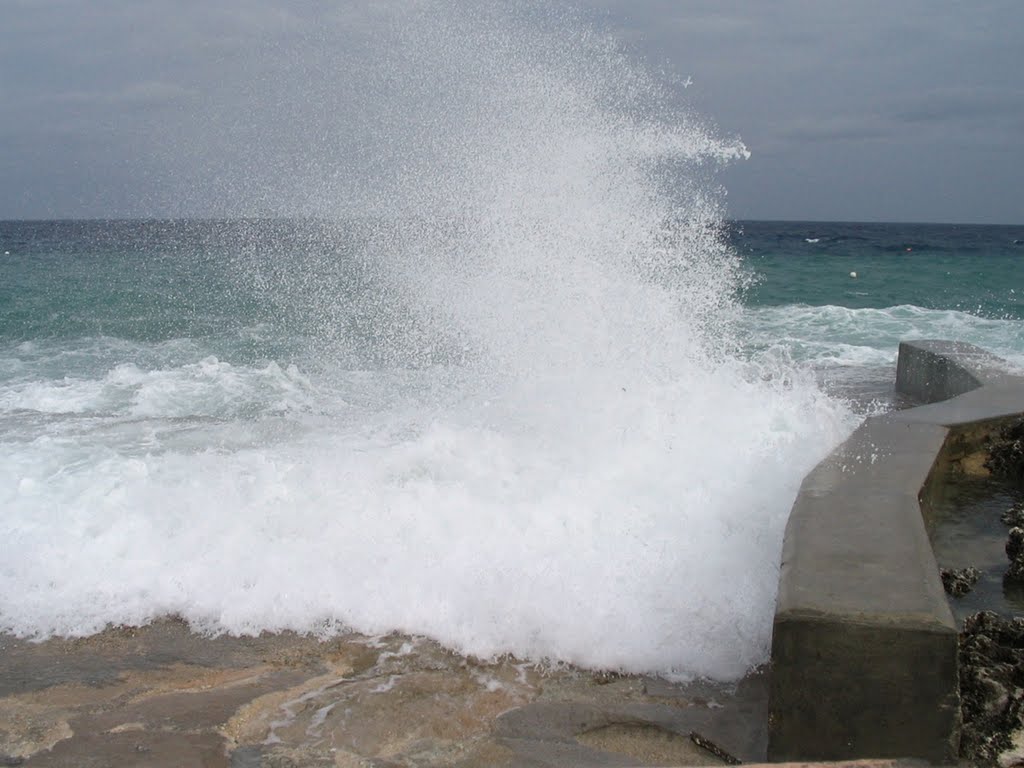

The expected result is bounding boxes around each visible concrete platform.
[769,340,1024,764]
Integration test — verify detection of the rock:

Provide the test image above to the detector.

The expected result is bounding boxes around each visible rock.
[0,621,769,767]
[1003,502,1024,528]
[959,612,1024,766]
[986,419,1024,485]
[942,566,982,597]
[1006,560,1024,584]
[1010,530,1024,562]
[1006,529,1024,584]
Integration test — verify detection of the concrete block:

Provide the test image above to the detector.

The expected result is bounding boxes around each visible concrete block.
[770,618,959,763]
[770,341,1024,763]
[895,340,1014,404]
[768,417,959,763]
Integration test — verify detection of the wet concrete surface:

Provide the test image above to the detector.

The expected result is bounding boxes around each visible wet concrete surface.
[0,620,767,767]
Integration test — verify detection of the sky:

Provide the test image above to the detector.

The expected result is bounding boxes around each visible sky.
[1,0,1021,224]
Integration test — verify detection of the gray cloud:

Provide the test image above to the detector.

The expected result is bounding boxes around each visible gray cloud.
[605,1,1024,223]
[894,86,1024,125]
[44,82,200,108]
[0,0,1021,223]
[775,116,891,145]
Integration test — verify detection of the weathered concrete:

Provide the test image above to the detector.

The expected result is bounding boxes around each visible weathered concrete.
[769,417,961,763]
[769,340,1024,764]
[895,340,1015,404]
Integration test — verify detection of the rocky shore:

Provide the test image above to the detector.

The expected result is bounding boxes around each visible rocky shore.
[959,611,1024,766]
[0,620,767,767]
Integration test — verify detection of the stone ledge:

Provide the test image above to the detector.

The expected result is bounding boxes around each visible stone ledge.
[768,340,1024,764]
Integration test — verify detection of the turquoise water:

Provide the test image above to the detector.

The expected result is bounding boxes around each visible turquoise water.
[737,221,1024,317]
[732,221,1024,407]
[5,219,1021,366]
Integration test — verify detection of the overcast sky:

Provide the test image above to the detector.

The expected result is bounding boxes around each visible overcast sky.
[2,1,1021,223]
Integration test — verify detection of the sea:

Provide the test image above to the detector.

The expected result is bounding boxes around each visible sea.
[733,221,1024,407]
[1,218,1020,682]
[1,3,1023,683]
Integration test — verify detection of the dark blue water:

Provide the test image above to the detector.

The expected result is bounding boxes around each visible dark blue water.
[733,220,1024,319]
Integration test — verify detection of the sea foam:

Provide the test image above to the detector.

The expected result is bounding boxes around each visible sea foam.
[742,303,1024,371]
[0,3,856,681]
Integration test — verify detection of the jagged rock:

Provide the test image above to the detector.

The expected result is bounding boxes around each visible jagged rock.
[986,419,1024,485]
[1009,530,1024,562]
[959,612,1024,766]
[1006,561,1024,585]
[1004,502,1024,528]
[1006,529,1024,584]
[942,567,981,597]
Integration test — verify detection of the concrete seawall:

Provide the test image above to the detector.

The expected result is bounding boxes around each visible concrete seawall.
[768,340,1024,764]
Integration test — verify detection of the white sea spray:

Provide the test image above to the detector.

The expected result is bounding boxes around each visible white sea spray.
[0,2,858,681]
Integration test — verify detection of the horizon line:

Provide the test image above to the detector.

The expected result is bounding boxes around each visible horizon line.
[1,216,1022,227]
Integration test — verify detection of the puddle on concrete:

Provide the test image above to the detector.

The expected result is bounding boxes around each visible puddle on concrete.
[926,477,1024,623]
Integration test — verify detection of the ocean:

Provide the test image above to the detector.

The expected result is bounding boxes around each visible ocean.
[734,221,1024,408]
[2,218,1021,682]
